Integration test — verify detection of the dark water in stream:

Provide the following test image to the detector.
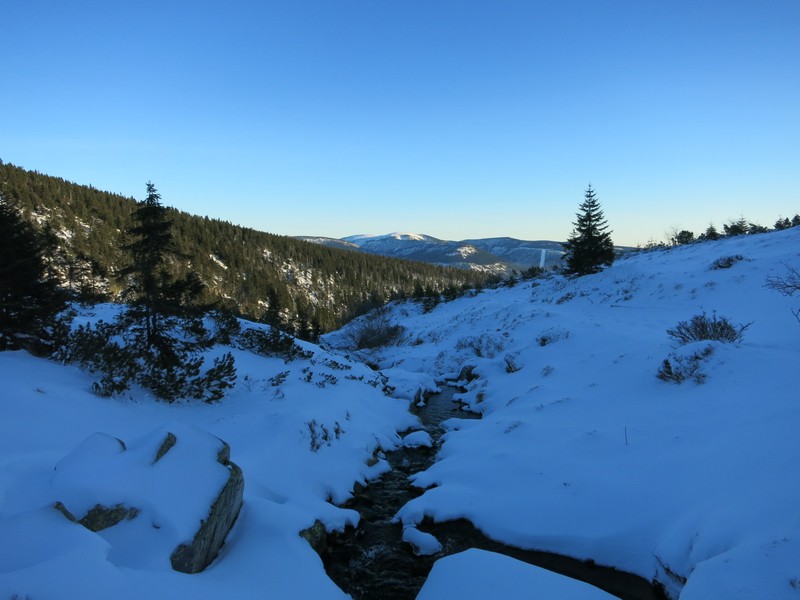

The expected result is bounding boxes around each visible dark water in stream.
[318,386,667,600]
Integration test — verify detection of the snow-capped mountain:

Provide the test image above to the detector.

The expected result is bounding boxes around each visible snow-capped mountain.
[300,232,567,275]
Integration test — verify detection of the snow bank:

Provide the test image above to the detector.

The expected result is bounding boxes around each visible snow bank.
[340,228,800,598]
[0,330,416,599]
[417,549,616,599]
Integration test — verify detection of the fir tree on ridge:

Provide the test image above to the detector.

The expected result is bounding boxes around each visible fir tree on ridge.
[562,185,615,276]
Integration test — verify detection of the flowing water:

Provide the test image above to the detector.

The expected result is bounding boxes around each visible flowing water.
[318,385,666,600]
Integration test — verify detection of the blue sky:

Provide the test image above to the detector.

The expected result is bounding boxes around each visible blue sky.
[3,1,798,246]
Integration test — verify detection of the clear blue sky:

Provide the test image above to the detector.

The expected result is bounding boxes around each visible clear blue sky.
[3,0,798,246]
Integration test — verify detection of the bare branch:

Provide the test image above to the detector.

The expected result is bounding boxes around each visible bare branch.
[765,264,800,297]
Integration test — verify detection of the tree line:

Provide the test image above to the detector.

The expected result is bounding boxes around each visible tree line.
[0,160,490,336]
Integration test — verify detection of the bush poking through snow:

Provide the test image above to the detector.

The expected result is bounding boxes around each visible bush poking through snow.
[455,334,505,358]
[666,312,751,346]
[710,254,745,270]
[237,326,312,361]
[346,310,404,349]
[63,321,237,402]
[503,354,520,373]
[537,327,570,347]
[657,344,715,384]
[306,419,343,451]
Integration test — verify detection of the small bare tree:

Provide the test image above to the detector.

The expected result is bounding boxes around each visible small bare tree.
[765,265,800,325]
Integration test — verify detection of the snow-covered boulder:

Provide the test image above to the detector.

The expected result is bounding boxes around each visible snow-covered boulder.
[50,422,244,574]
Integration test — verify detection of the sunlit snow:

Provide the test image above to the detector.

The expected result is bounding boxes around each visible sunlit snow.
[2,227,799,599]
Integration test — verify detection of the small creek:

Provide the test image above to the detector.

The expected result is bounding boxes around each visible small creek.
[318,385,666,600]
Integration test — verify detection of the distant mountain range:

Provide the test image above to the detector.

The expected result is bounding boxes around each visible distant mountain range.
[296,233,568,276]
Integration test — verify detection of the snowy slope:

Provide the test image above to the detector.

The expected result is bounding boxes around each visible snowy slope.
[327,227,800,599]
[0,324,420,599]
[2,229,799,599]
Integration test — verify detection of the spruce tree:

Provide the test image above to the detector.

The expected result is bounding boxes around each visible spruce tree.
[0,198,66,351]
[700,224,721,241]
[121,182,180,345]
[563,185,615,276]
[71,183,236,402]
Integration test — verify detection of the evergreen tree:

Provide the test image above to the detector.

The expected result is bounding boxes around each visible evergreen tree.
[0,198,66,352]
[670,230,695,246]
[700,224,721,241]
[774,217,792,231]
[69,183,236,402]
[121,182,181,345]
[562,186,615,276]
[723,217,749,236]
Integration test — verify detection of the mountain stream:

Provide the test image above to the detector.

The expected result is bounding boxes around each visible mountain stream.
[315,385,667,600]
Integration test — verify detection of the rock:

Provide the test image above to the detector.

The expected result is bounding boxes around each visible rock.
[79,503,140,532]
[51,422,244,574]
[299,520,327,554]
[170,451,244,573]
[153,431,176,463]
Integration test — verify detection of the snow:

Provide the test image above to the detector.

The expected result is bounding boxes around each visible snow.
[46,422,234,570]
[402,430,433,448]
[447,245,478,258]
[402,525,443,556]
[2,227,800,599]
[209,254,228,269]
[0,334,417,599]
[331,227,800,599]
[418,549,616,599]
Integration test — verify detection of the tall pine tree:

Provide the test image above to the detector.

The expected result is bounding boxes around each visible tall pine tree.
[70,183,236,402]
[563,185,615,276]
[121,181,180,345]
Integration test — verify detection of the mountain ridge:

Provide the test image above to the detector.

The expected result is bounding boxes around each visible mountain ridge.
[299,232,568,275]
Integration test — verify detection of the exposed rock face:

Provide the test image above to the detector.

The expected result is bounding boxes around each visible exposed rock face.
[299,519,327,554]
[51,423,244,574]
[79,503,140,531]
[170,439,245,573]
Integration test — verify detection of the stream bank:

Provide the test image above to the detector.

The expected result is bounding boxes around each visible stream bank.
[317,386,666,600]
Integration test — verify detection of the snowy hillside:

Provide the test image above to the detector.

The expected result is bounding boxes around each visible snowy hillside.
[327,227,800,599]
[0,322,421,599]
[1,228,798,599]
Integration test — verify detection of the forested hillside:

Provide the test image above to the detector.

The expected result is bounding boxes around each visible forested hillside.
[0,161,489,333]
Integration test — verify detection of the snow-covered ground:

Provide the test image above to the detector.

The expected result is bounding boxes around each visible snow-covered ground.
[328,227,800,599]
[0,326,419,599]
[1,227,799,599]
